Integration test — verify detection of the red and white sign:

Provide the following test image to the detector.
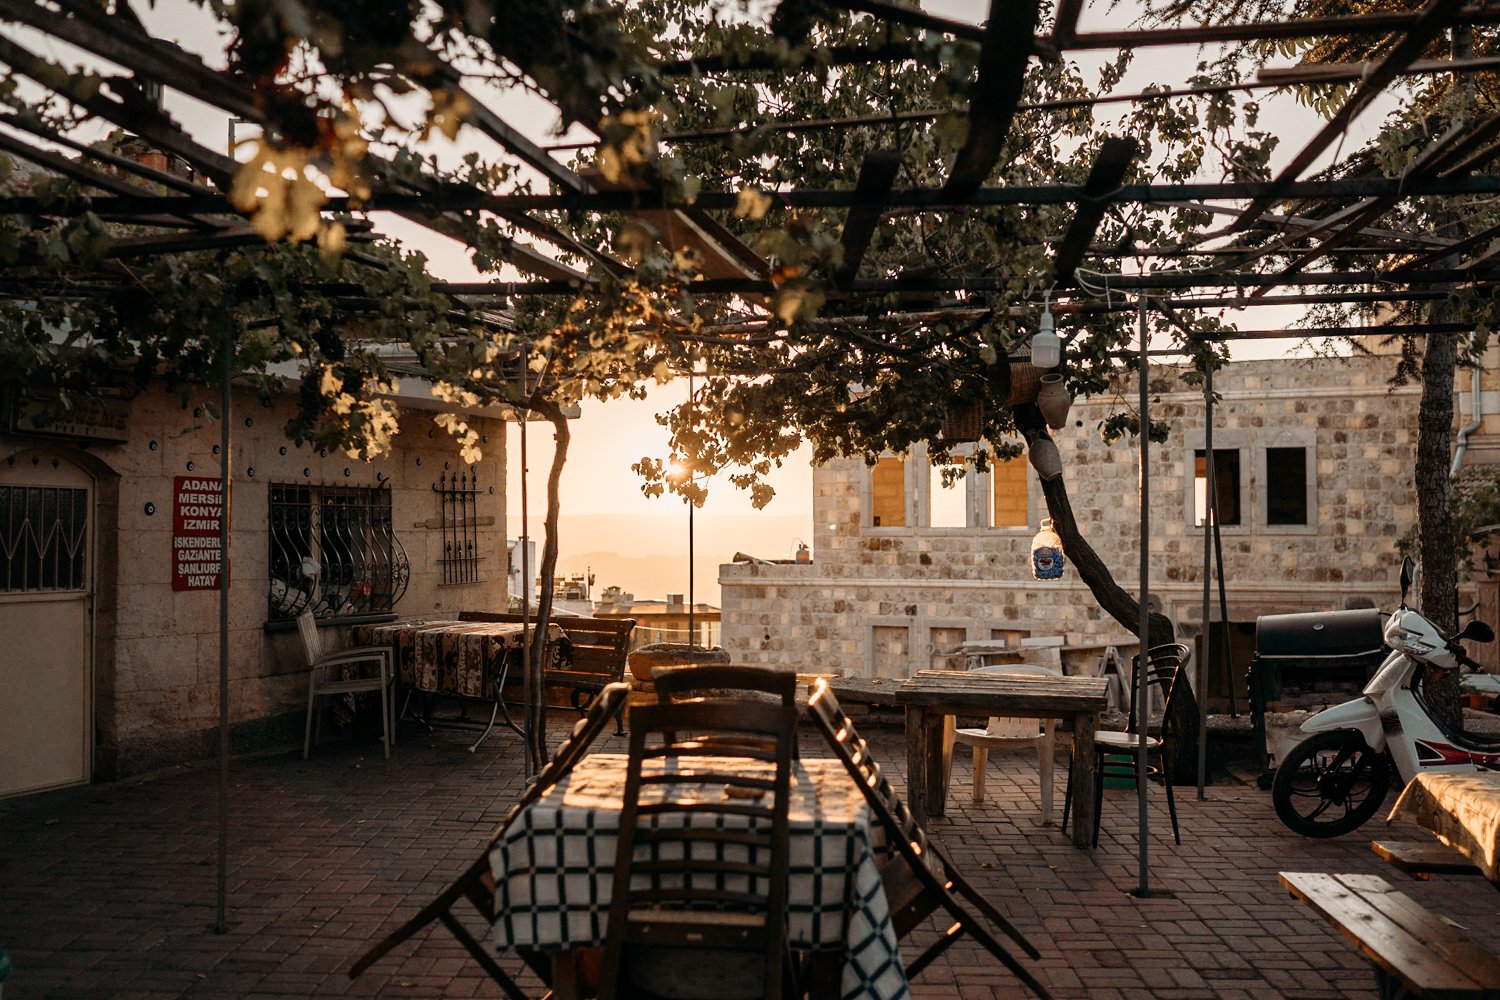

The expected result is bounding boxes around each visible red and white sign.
[172,475,224,591]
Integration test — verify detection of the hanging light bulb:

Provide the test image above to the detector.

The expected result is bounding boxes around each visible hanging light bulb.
[1031,305,1060,369]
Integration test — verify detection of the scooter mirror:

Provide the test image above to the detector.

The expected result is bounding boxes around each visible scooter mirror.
[1399,556,1415,604]
[1460,620,1495,644]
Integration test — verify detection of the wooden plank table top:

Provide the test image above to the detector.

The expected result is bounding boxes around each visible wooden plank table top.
[891,670,1110,849]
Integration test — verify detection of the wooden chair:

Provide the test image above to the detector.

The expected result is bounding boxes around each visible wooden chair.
[1062,644,1189,848]
[804,678,1050,999]
[298,610,394,759]
[347,682,630,996]
[652,663,797,706]
[598,700,798,1000]
[950,663,1061,823]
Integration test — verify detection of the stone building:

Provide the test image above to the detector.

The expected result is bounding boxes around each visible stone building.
[594,587,723,649]
[718,351,1476,705]
[1,379,513,797]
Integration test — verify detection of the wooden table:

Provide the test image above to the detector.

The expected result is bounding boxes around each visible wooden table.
[351,618,566,749]
[1388,770,1500,884]
[892,670,1110,849]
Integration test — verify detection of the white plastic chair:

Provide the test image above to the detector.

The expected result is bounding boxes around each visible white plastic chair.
[298,610,395,759]
[951,663,1060,825]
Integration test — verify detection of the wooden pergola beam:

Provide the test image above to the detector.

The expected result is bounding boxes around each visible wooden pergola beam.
[943,0,1041,195]
[1230,0,1468,233]
[1050,137,1138,287]
[832,150,902,288]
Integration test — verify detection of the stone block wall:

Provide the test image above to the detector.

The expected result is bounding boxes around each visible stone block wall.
[2,383,508,777]
[721,354,1426,679]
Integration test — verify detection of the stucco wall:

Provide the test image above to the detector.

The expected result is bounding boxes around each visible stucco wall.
[720,354,1424,679]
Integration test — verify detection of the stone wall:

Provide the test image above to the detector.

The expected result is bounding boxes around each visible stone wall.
[720,354,1425,680]
[1,383,508,777]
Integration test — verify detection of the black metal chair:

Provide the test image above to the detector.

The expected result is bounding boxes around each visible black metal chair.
[1062,644,1189,847]
[598,699,798,1000]
[347,682,630,997]
[804,678,1050,999]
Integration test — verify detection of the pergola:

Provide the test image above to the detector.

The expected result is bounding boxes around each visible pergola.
[0,0,1490,908]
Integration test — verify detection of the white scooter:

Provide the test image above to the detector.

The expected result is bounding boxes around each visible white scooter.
[1272,557,1500,838]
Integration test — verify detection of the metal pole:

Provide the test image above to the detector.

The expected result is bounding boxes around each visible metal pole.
[1135,292,1152,898]
[688,502,695,645]
[686,370,695,646]
[214,330,232,932]
[1198,366,1213,800]
[519,417,535,776]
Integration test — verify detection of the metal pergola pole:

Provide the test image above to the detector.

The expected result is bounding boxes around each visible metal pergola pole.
[214,331,232,933]
[1198,367,1214,801]
[1134,290,1152,898]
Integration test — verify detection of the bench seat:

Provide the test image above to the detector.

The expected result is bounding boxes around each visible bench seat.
[1371,839,1485,881]
[1279,871,1500,999]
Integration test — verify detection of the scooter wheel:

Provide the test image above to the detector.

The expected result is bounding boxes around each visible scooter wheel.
[1272,730,1392,838]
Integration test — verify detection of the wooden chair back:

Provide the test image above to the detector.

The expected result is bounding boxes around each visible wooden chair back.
[599,699,798,1000]
[652,663,797,706]
[804,678,1050,998]
[347,682,630,993]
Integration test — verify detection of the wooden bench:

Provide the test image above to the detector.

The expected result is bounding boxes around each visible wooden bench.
[1279,871,1500,998]
[1372,839,1485,881]
[458,611,636,716]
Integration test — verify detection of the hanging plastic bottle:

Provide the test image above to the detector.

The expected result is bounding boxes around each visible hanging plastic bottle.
[1031,517,1065,580]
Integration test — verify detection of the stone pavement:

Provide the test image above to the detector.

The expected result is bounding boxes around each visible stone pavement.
[2,716,1497,1000]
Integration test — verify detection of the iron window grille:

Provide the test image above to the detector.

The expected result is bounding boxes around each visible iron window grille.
[0,484,88,592]
[268,481,409,622]
[436,470,483,584]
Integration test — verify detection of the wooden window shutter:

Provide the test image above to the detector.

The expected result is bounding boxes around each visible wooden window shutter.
[871,457,906,527]
[992,457,1028,528]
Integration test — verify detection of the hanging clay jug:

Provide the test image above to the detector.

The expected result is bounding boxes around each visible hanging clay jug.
[1036,373,1073,430]
[1028,438,1063,481]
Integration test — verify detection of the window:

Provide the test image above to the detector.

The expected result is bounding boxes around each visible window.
[1265,447,1309,525]
[991,456,1029,528]
[1193,449,1241,526]
[927,460,967,528]
[437,470,482,584]
[870,456,906,527]
[268,482,409,621]
[0,485,88,592]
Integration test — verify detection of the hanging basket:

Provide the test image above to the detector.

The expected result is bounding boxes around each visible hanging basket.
[941,399,985,442]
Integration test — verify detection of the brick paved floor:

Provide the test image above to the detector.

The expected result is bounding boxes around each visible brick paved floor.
[2,716,1497,1000]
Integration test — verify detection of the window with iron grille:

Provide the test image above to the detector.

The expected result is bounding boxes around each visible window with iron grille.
[0,485,88,592]
[267,482,409,622]
[437,470,483,584]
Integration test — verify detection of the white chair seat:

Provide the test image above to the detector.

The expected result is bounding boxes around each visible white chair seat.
[1093,730,1162,752]
[949,663,1061,825]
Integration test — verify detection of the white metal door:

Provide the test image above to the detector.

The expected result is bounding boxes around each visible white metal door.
[0,459,92,798]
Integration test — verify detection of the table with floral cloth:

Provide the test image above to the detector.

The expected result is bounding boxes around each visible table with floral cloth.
[351,619,568,700]
[490,752,909,1000]
[1388,770,1500,883]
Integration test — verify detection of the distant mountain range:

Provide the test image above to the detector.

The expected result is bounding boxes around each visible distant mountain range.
[505,511,813,606]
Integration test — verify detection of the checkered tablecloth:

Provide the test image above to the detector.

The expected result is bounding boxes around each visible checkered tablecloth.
[490,753,909,1000]
[351,619,567,699]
